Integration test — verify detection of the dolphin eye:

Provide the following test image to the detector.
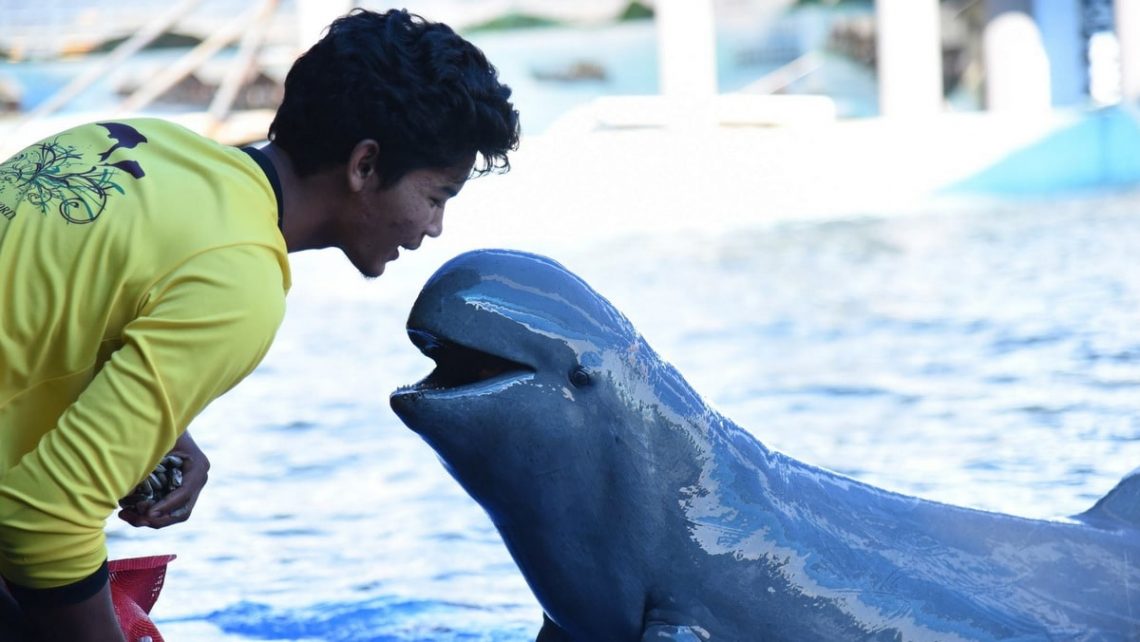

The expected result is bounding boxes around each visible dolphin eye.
[569,366,592,388]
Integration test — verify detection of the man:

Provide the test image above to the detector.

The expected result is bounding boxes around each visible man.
[0,8,519,641]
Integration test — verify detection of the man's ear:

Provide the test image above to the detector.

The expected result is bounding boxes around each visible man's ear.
[347,139,381,192]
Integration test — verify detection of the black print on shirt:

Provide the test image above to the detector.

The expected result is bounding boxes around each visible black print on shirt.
[0,122,148,224]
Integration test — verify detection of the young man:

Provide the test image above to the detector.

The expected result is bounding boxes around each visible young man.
[0,9,519,641]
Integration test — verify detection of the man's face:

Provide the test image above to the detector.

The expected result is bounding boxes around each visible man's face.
[344,154,475,278]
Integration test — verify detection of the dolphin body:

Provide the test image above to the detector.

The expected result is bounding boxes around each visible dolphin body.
[390,249,1140,642]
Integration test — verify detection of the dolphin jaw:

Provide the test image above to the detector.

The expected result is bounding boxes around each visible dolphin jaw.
[394,328,535,397]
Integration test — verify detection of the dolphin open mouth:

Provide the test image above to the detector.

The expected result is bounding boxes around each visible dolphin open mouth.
[403,328,533,393]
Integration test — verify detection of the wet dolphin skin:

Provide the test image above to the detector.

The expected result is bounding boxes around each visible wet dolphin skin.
[391,249,1140,642]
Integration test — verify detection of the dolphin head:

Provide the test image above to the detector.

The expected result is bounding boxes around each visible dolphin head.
[391,250,670,509]
[391,249,716,634]
[393,248,725,525]
[391,250,796,638]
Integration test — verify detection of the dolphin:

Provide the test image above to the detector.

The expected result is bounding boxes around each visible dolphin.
[390,249,1140,642]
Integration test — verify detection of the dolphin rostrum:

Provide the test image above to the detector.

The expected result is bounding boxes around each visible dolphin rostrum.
[391,249,1140,642]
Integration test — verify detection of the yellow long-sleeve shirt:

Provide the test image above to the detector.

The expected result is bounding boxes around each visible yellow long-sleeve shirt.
[0,119,290,593]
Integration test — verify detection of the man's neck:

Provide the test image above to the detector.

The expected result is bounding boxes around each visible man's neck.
[259,143,345,253]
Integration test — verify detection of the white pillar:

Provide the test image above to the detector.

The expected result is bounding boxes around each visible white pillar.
[296,0,352,51]
[875,0,943,118]
[983,1,1052,112]
[656,0,718,98]
[1117,0,1140,103]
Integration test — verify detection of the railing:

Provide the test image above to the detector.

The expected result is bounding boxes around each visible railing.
[0,0,288,157]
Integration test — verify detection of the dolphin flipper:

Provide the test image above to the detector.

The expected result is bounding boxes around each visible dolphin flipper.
[641,625,706,641]
[1075,467,1140,528]
[536,614,572,641]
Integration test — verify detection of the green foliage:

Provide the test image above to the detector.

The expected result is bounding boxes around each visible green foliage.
[464,0,653,33]
[617,1,654,21]
[463,12,563,33]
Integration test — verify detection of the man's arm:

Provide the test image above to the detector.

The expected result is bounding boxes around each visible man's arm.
[0,245,286,635]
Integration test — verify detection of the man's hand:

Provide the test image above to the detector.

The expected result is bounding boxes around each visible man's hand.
[118,431,209,528]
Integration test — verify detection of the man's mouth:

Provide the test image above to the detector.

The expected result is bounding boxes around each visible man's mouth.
[399,329,533,393]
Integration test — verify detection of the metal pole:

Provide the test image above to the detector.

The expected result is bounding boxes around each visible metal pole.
[1034,0,1085,106]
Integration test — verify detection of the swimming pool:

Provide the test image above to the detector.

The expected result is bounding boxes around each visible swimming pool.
[106,189,1140,640]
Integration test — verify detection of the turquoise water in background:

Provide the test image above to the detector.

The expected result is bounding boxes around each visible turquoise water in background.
[99,191,1140,640]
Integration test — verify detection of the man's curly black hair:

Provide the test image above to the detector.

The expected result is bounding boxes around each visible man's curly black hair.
[268,9,520,187]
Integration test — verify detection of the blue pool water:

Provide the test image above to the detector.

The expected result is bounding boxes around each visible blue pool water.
[101,191,1140,640]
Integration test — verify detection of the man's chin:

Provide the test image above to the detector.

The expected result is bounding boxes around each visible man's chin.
[343,250,387,279]
[360,263,385,279]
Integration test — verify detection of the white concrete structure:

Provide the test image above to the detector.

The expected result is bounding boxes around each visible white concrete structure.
[875,0,943,117]
[653,0,719,128]
[1117,0,1140,102]
[984,1,1052,112]
[296,0,352,51]
[655,0,718,98]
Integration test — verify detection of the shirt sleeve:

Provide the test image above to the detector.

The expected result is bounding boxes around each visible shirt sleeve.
[0,244,286,591]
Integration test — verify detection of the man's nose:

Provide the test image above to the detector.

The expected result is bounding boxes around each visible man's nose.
[426,211,444,238]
